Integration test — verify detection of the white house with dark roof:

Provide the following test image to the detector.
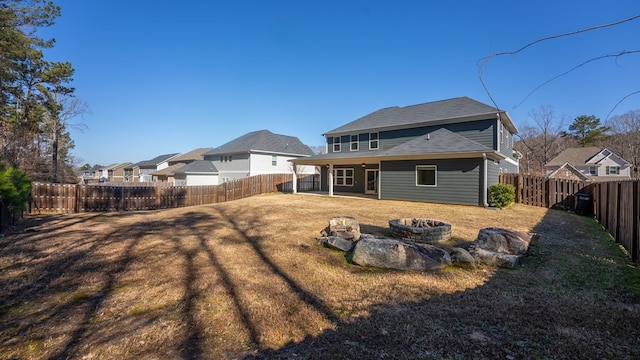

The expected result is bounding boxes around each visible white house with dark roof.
[545,147,631,181]
[171,130,315,186]
[152,147,214,184]
[291,97,520,206]
[173,161,219,186]
[124,153,179,182]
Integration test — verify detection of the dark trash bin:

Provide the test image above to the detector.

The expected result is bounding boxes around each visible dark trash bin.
[574,192,592,216]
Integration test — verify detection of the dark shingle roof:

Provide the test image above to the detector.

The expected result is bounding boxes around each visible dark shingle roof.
[174,161,218,174]
[130,153,179,168]
[324,97,516,136]
[204,130,314,157]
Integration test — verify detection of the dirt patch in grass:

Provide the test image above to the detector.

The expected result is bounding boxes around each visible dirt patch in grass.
[1,193,639,359]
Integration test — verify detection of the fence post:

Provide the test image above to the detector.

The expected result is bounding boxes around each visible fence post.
[155,186,161,210]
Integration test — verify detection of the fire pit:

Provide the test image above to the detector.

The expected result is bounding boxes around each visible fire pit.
[389,218,452,244]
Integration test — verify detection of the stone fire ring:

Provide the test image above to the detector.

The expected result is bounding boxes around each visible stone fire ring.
[389,218,452,244]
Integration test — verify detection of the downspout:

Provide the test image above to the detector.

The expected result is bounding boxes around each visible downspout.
[482,153,489,207]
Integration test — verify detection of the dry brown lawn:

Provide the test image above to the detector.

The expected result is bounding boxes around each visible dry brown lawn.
[1,193,639,359]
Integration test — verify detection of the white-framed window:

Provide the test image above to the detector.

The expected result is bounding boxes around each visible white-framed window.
[606,166,620,175]
[334,168,354,186]
[333,136,341,152]
[416,165,437,187]
[589,166,597,175]
[369,132,379,150]
[272,155,277,166]
[350,134,359,151]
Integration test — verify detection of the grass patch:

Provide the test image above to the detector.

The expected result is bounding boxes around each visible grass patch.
[0,194,638,359]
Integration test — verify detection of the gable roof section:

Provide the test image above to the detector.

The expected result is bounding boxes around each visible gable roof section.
[170,148,214,163]
[546,147,602,167]
[174,161,218,174]
[323,97,517,136]
[112,162,133,171]
[151,162,187,176]
[547,162,591,181]
[204,130,314,157]
[130,153,179,169]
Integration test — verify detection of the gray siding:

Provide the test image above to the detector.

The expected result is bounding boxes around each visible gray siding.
[320,165,366,193]
[487,161,500,186]
[379,158,483,206]
[497,120,516,159]
[498,160,518,174]
[325,119,497,153]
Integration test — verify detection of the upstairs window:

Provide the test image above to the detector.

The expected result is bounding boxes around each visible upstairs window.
[416,165,437,187]
[589,166,597,175]
[333,137,341,152]
[272,155,277,166]
[606,166,620,175]
[369,132,379,150]
[350,135,359,151]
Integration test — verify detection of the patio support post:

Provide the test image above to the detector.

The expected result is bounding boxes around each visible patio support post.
[328,164,334,196]
[292,168,297,194]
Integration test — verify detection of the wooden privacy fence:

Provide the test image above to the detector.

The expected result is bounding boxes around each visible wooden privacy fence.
[30,173,319,214]
[592,181,639,261]
[499,173,593,209]
[500,173,639,261]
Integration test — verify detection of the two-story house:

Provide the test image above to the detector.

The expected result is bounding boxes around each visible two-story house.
[124,153,179,182]
[151,147,213,184]
[174,130,315,186]
[107,162,133,182]
[291,97,520,206]
[545,147,631,181]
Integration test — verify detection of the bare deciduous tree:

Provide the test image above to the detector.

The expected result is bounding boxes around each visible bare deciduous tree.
[606,110,640,176]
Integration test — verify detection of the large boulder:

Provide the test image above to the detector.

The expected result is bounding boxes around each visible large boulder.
[351,237,451,271]
[450,247,476,268]
[470,248,521,268]
[469,228,534,268]
[320,216,361,241]
[473,228,532,255]
[317,236,355,252]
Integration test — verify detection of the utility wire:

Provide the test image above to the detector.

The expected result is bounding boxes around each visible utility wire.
[477,13,640,111]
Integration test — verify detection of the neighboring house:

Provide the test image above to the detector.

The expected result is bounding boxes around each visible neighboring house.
[91,163,119,183]
[125,153,179,182]
[81,165,102,184]
[152,147,213,184]
[173,161,219,186]
[545,147,631,181]
[291,97,520,206]
[196,130,315,184]
[107,162,133,182]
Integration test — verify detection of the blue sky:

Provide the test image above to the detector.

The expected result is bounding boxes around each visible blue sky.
[39,1,640,166]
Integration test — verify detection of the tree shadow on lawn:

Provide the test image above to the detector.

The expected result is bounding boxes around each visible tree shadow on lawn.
[242,209,640,360]
[1,206,639,359]
[0,211,224,359]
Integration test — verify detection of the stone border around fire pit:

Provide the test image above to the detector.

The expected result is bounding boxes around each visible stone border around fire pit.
[389,218,452,244]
